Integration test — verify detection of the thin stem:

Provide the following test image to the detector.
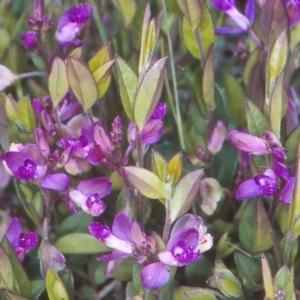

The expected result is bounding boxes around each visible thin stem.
[136,130,144,168]
[161,0,186,150]
[17,71,47,80]
[90,0,108,45]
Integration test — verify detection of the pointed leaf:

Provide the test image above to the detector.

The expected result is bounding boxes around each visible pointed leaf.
[46,269,69,300]
[284,125,300,163]
[167,152,182,184]
[170,169,203,223]
[88,44,112,73]
[238,199,272,253]
[5,94,19,122]
[123,166,168,199]
[261,254,274,299]
[68,46,83,59]
[134,57,167,130]
[55,233,109,254]
[152,151,167,182]
[224,74,246,127]
[112,0,136,27]
[274,266,296,300]
[0,246,13,290]
[115,56,137,120]
[202,45,215,109]
[18,95,36,132]
[48,57,69,107]
[92,60,114,83]
[177,0,202,31]
[66,57,98,111]
[269,30,288,80]
[1,290,29,299]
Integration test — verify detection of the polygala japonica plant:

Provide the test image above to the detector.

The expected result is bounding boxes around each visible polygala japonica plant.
[0,0,300,299]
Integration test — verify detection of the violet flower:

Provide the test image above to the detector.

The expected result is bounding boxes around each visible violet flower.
[284,0,300,27]
[212,0,255,34]
[69,177,112,216]
[229,130,269,155]
[141,214,213,289]
[55,3,94,46]
[0,65,16,91]
[279,176,296,205]
[236,168,277,200]
[89,212,156,263]
[23,31,39,51]
[4,218,38,262]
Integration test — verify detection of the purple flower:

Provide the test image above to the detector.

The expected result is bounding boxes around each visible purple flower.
[236,168,277,200]
[55,3,94,46]
[229,130,269,155]
[89,212,156,263]
[208,120,226,155]
[284,0,300,27]
[23,31,39,51]
[212,0,255,34]
[279,176,296,205]
[93,123,113,154]
[69,177,112,216]
[150,103,167,120]
[141,214,213,289]
[4,218,38,262]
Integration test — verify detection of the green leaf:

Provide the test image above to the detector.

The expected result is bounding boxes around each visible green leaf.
[285,125,300,164]
[46,269,69,300]
[177,0,202,31]
[48,57,69,107]
[261,254,275,299]
[1,238,31,297]
[18,95,36,132]
[123,166,168,200]
[274,266,296,300]
[246,100,270,136]
[152,151,167,182]
[224,74,246,127]
[133,57,167,132]
[55,233,109,254]
[66,57,98,112]
[269,30,288,80]
[5,94,19,122]
[0,290,29,300]
[30,280,45,300]
[174,287,216,300]
[115,56,137,120]
[243,49,260,85]
[0,246,14,290]
[59,269,74,300]
[170,169,203,223]
[134,57,167,131]
[215,269,243,298]
[238,199,272,253]
[202,45,215,109]
[270,73,284,137]
[234,252,261,289]
[112,0,136,27]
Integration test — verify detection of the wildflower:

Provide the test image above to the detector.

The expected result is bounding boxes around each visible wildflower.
[279,176,296,205]
[229,130,269,155]
[236,168,277,200]
[141,214,213,289]
[23,31,39,51]
[55,3,94,46]
[69,177,112,216]
[4,218,38,262]
[212,0,255,34]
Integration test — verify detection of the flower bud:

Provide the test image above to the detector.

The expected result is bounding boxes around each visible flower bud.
[208,120,226,155]
[23,31,39,51]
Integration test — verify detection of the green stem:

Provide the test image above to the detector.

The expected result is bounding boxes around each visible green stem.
[161,0,186,151]
[90,0,109,45]
[194,29,205,68]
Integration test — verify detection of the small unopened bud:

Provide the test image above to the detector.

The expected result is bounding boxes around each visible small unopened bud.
[23,31,39,51]
[93,123,113,153]
[208,120,226,155]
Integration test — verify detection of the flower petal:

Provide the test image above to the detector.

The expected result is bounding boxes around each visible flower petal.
[141,262,170,289]
[236,179,262,200]
[77,177,112,198]
[41,173,70,191]
[112,213,133,243]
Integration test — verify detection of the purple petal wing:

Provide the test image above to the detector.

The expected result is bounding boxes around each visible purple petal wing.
[279,177,296,205]
[98,251,129,262]
[77,177,112,197]
[142,119,163,145]
[236,179,262,200]
[245,0,256,24]
[4,152,29,173]
[215,27,246,35]
[5,218,22,247]
[112,213,133,243]
[41,173,70,191]
[167,228,199,251]
[141,262,170,289]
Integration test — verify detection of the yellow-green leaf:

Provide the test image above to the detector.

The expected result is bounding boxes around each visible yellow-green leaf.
[261,254,275,299]
[123,166,168,199]
[88,44,112,73]
[177,0,202,31]
[115,56,137,120]
[46,269,69,300]
[167,152,182,184]
[152,151,167,182]
[202,45,215,109]
[5,94,19,122]
[170,169,203,223]
[48,57,69,107]
[134,57,167,131]
[269,30,288,80]
[0,246,13,290]
[68,46,83,59]
[112,0,136,28]
[18,95,36,132]
[175,287,216,300]
[66,57,98,112]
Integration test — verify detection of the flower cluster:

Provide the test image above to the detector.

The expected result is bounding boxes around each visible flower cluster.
[230,130,295,204]
[89,213,212,289]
